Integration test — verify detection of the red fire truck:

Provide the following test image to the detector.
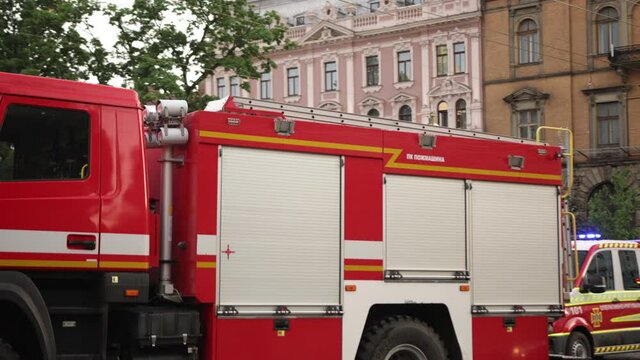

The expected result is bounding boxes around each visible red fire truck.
[0,72,565,360]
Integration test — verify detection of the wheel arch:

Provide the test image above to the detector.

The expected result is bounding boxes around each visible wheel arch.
[571,326,594,349]
[359,303,463,360]
[0,271,56,360]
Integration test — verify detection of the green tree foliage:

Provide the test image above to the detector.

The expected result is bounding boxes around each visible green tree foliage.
[0,0,115,83]
[588,166,640,240]
[107,0,291,108]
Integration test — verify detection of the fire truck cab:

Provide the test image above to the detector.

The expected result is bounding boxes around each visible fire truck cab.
[550,239,640,358]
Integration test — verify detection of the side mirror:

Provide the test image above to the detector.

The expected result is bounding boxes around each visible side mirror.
[580,274,607,294]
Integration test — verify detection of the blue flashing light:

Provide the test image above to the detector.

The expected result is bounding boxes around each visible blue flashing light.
[577,233,602,240]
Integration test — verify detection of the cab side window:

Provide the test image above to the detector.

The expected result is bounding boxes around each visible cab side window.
[585,250,614,290]
[619,250,640,290]
[0,104,90,181]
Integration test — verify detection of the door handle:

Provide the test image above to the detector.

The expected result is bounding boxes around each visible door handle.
[67,234,96,250]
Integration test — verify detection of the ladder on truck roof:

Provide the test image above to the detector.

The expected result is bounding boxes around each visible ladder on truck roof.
[231,96,542,145]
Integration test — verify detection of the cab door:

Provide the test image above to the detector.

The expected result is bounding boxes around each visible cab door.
[0,96,100,270]
[613,248,640,346]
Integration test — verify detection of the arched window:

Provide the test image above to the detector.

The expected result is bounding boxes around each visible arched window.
[597,7,619,54]
[455,99,467,129]
[398,105,412,121]
[437,101,448,127]
[367,108,380,117]
[518,19,539,64]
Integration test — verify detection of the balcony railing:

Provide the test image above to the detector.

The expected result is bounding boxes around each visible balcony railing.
[609,44,640,70]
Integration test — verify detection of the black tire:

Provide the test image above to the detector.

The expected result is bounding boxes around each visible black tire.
[356,315,449,360]
[565,331,592,359]
[0,339,19,360]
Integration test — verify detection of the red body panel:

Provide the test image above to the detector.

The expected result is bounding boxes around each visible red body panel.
[215,318,341,360]
[0,72,140,108]
[473,316,549,360]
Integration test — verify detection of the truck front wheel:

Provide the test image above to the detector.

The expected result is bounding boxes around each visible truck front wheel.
[0,338,20,360]
[356,316,448,360]
[565,332,592,359]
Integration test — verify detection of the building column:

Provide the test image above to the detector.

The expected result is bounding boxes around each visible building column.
[306,58,314,107]
[204,75,212,96]
[420,40,431,123]
[345,53,354,113]
[470,32,483,131]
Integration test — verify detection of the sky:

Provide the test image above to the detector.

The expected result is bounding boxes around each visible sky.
[86,0,133,86]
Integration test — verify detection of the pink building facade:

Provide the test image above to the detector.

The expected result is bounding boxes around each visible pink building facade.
[203,0,483,130]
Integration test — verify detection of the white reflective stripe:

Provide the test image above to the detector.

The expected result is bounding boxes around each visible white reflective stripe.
[345,240,383,260]
[197,234,217,255]
[100,233,149,256]
[0,229,98,254]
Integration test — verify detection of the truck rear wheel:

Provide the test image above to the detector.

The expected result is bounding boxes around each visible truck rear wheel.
[356,316,448,360]
[565,332,592,359]
[0,339,19,360]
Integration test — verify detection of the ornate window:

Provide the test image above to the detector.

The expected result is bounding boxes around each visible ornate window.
[596,102,620,146]
[517,110,540,139]
[596,7,619,55]
[260,73,272,99]
[437,101,448,127]
[454,43,466,74]
[504,88,548,139]
[230,76,240,97]
[455,99,467,129]
[518,19,539,64]
[397,51,412,82]
[366,56,379,86]
[368,108,380,117]
[399,105,412,121]
[436,45,448,76]
[287,67,300,96]
[324,62,337,91]
[216,77,226,98]
[583,86,628,150]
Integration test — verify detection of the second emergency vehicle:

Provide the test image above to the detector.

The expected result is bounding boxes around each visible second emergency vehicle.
[550,239,640,358]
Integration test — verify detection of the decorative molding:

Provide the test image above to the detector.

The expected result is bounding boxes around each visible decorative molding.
[394,81,415,90]
[284,95,302,103]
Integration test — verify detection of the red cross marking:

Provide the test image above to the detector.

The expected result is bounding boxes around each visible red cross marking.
[222,244,236,260]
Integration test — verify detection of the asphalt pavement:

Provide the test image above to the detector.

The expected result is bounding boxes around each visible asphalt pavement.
[604,353,640,359]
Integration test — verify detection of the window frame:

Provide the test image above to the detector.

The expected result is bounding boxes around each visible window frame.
[455,99,467,129]
[595,101,620,147]
[324,61,338,92]
[0,96,100,191]
[584,249,615,291]
[596,6,619,55]
[517,19,540,64]
[517,109,540,140]
[260,73,272,100]
[397,50,412,82]
[436,45,448,77]
[230,76,240,97]
[618,250,640,290]
[216,77,226,98]
[287,67,300,97]
[453,42,466,74]
[437,101,448,127]
[398,105,412,122]
[366,55,380,86]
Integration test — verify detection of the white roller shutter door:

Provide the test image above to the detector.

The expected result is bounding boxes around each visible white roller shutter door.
[218,147,341,307]
[471,181,561,307]
[385,175,467,274]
